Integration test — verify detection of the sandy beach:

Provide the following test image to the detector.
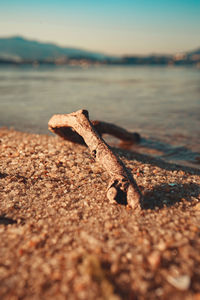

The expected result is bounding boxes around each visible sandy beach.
[0,128,200,299]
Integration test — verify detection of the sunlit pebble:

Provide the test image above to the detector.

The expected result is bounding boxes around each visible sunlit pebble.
[167,275,191,291]
[126,252,132,260]
[156,241,167,251]
[147,251,161,269]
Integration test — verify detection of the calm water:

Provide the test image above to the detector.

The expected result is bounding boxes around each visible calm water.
[0,65,200,167]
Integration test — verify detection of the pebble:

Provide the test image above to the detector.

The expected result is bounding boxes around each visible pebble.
[147,251,161,269]
[167,275,191,291]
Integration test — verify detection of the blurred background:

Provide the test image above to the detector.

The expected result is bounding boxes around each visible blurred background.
[0,0,200,167]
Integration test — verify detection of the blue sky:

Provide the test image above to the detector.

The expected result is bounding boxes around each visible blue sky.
[0,0,200,55]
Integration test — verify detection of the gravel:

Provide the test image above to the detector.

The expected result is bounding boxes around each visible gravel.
[0,128,200,300]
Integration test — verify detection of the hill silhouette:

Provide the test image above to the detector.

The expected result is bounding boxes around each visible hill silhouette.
[0,36,199,65]
[0,36,113,62]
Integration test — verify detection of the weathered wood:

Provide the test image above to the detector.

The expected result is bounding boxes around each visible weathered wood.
[49,120,140,145]
[48,110,142,209]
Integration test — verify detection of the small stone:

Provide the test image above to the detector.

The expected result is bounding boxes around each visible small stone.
[167,275,191,290]
[156,241,167,251]
[147,251,161,269]
[126,252,132,260]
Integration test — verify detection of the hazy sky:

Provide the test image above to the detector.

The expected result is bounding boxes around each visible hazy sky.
[0,0,200,55]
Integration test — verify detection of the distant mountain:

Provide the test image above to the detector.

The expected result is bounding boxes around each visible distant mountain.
[0,36,199,66]
[0,36,114,62]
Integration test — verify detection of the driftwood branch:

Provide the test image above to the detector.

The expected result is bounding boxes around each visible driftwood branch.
[48,110,142,209]
[49,120,140,145]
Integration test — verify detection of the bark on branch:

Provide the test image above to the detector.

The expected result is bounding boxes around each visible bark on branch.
[48,110,142,209]
[48,120,140,145]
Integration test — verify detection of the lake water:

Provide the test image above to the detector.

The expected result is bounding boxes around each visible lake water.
[0,65,200,167]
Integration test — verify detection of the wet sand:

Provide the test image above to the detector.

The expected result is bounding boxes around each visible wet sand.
[0,128,200,299]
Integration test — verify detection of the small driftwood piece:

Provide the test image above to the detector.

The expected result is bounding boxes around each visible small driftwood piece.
[48,120,140,145]
[48,110,142,209]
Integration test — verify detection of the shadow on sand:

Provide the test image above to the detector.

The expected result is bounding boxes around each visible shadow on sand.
[142,182,199,210]
[0,215,17,225]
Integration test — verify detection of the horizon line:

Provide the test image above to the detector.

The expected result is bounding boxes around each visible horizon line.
[0,34,199,58]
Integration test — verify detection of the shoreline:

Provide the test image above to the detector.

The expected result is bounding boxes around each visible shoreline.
[0,128,200,299]
[1,125,200,169]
